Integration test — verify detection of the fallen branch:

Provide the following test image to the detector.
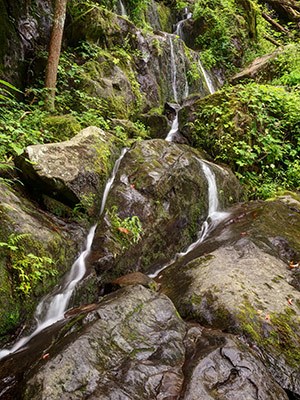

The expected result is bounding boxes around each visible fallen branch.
[263,35,282,46]
[262,12,290,34]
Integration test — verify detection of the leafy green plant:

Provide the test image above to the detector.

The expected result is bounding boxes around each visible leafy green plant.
[193,0,273,71]
[0,233,57,296]
[72,192,97,220]
[0,79,22,101]
[190,83,300,198]
[108,206,142,248]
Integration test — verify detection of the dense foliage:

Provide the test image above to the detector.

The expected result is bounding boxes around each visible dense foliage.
[189,83,300,198]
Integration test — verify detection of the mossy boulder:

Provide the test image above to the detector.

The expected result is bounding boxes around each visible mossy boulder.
[88,139,241,284]
[66,3,211,113]
[15,126,122,218]
[40,115,81,142]
[2,286,288,398]
[158,195,300,395]
[0,182,85,343]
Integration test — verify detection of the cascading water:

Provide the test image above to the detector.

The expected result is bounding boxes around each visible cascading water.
[165,34,189,142]
[149,159,229,278]
[169,36,178,104]
[118,0,127,16]
[0,149,127,360]
[198,59,215,94]
[165,110,179,142]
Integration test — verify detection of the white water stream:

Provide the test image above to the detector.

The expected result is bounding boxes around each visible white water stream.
[149,160,228,278]
[118,0,127,16]
[169,36,178,104]
[198,59,215,94]
[0,149,127,360]
[165,111,179,142]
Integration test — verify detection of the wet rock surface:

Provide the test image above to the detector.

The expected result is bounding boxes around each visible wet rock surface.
[23,285,187,400]
[88,139,241,283]
[182,325,288,400]
[0,182,85,343]
[1,285,288,400]
[158,197,300,395]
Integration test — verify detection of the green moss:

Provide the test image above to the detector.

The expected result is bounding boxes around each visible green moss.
[42,195,74,219]
[238,301,300,368]
[41,115,81,141]
[156,3,172,32]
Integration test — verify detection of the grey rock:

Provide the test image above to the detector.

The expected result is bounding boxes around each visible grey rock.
[24,285,186,400]
[88,139,241,282]
[15,126,121,216]
[159,197,300,394]
[182,326,288,400]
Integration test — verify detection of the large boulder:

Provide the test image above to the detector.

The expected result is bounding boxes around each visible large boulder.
[23,285,187,400]
[88,139,241,284]
[2,285,288,399]
[0,182,85,342]
[15,126,121,217]
[11,284,287,400]
[158,195,300,395]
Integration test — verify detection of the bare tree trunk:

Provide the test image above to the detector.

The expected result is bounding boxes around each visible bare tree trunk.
[45,0,68,111]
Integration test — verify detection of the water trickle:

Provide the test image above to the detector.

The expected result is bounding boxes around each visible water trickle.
[0,149,128,360]
[169,36,178,103]
[198,59,215,94]
[118,0,127,16]
[165,111,179,142]
[149,160,228,278]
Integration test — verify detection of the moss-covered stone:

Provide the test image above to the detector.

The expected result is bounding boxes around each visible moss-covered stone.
[158,197,300,394]
[88,139,240,284]
[41,115,81,141]
[0,183,84,343]
[15,126,122,218]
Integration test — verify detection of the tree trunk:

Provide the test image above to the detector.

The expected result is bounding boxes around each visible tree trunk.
[45,0,68,112]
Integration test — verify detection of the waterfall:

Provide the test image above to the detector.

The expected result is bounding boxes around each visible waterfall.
[198,59,215,94]
[165,111,179,142]
[118,0,127,16]
[175,20,184,38]
[0,149,128,361]
[169,36,178,103]
[149,160,228,278]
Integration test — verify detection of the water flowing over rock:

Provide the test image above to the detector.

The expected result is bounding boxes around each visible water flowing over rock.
[7,285,285,400]
[158,196,300,395]
[23,285,187,400]
[15,126,121,217]
[88,139,241,284]
[0,182,85,343]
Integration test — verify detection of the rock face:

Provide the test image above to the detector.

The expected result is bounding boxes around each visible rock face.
[0,0,53,86]
[23,285,187,400]
[20,285,288,400]
[88,139,241,283]
[158,196,300,394]
[67,5,210,117]
[182,326,288,400]
[15,127,121,217]
[0,182,84,341]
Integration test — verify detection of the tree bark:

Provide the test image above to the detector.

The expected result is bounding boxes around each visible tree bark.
[45,0,68,111]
